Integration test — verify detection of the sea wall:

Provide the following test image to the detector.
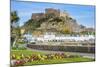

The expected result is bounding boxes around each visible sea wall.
[27,44,95,53]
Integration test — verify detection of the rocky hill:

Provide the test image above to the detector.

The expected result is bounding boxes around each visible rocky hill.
[22,8,94,35]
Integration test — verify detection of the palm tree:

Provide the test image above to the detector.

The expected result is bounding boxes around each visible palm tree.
[11,11,19,23]
[11,11,20,47]
[11,11,19,33]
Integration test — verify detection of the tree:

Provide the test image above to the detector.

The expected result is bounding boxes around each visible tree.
[11,11,19,23]
[11,11,20,47]
[11,11,19,33]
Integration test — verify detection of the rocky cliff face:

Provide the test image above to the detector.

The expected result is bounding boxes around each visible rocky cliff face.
[38,16,80,33]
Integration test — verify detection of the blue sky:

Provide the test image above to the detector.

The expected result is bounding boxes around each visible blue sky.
[11,0,95,28]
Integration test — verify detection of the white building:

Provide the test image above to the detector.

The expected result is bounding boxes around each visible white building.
[23,33,95,43]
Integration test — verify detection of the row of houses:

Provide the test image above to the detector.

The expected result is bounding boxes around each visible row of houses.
[23,33,95,43]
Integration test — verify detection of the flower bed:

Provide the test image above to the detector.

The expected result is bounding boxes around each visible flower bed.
[11,50,94,66]
[11,53,75,66]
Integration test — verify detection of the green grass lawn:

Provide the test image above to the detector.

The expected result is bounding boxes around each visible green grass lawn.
[11,50,73,56]
[11,50,47,56]
[11,50,94,66]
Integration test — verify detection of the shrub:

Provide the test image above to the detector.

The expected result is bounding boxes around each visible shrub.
[12,47,26,50]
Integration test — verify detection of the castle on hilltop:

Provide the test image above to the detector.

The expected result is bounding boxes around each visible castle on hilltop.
[31,8,70,20]
[22,8,95,36]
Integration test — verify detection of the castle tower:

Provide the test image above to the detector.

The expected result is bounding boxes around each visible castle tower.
[45,8,60,17]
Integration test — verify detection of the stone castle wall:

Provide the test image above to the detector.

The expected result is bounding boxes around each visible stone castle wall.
[31,13,45,20]
[45,8,60,17]
[31,8,68,19]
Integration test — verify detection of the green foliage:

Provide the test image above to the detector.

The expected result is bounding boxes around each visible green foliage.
[12,47,26,50]
[11,11,19,23]
[24,19,41,30]
[16,41,26,44]
[23,17,50,33]
[11,11,21,47]
[80,31,95,35]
